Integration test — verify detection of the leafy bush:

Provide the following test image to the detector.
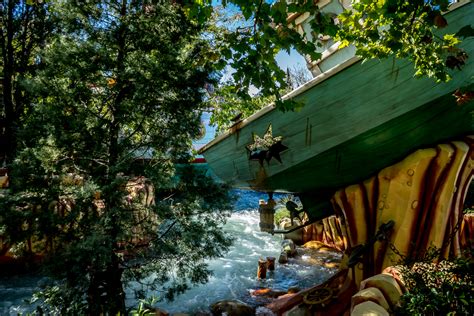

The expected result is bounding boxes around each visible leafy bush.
[396,254,474,316]
[274,207,290,225]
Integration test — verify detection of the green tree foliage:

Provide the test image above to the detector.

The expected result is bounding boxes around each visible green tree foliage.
[207,83,275,134]
[193,0,473,132]
[1,1,232,314]
[396,254,474,315]
[0,0,54,163]
[207,65,311,134]
[186,0,326,111]
[1,1,473,313]
[338,0,469,82]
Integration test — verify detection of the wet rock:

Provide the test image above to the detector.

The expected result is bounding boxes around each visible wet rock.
[287,287,300,294]
[351,287,390,311]
[303,240,341,253]
[151,308,169,316]
[251,288,287,298]
[279,218,303,243]
[284,231,303,245]
[278,251,288,264]
[278,217,292,230]
[210,299,255,316]
[302,240,325,249]
[281,239,295,249]
[284,305,309,316]
[323,261,339,269]
[256,306,277,316]
[281,239,297,257]
[325,254,342,262]
[278,217,302,229]
[352,301,389,316]
[317,246,337,253]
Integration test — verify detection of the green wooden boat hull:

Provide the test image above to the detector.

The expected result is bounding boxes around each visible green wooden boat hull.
[200,2,474,219]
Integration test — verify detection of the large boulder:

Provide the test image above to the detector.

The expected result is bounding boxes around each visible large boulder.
[359,274,403,308]
[278,251,288,264]
[278,217,292,230]
[0,174,8,188]
[351,301,389,316]
[302,240,338,252]
[351,287,390,311]
[281,239,297,257]
[279,218,303,243]
[210,299,255,316]
[255,306,276,316]
[250,288,286,298]
[151,308,169,316]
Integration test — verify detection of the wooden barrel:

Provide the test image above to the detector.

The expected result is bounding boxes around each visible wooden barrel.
[259,203,275,233]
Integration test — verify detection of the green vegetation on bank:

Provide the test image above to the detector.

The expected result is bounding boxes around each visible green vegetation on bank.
[396,252,474,315]
[274,207,291,226]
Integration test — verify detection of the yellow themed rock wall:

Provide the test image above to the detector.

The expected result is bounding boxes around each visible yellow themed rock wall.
[302,215,347,252]
[331,137,473,285]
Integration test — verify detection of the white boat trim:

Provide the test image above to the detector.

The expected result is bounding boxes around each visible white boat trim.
[199,55,361,153]
[199,0,471,153]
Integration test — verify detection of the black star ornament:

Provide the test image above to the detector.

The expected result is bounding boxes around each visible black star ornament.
[246,124,288,165]
[266,141,288,163]
[249,149,267,166]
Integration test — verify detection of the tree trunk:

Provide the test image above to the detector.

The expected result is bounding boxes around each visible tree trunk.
[89,1,129,314]
[1,0,16,164]
[87,253,126,316]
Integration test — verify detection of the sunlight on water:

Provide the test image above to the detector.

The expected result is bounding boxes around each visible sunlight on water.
[0,275,45,315]
[0,191,337,315]
[141,210,336,314]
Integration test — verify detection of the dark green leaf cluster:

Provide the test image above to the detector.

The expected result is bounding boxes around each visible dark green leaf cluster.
[2,1,473,313]
[338,0,468,82]
[1,1,232,314]
[1,0,55,163]
[396,253,474,315]
[193,0,472,132]
[207,83,275,134]
[124,166,234,302]
[185,0,326,110]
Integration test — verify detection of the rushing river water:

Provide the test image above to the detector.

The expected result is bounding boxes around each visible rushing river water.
[0,190,337,315]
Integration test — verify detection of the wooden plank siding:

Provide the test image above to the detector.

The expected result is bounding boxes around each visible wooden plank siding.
[201,2,474,195]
